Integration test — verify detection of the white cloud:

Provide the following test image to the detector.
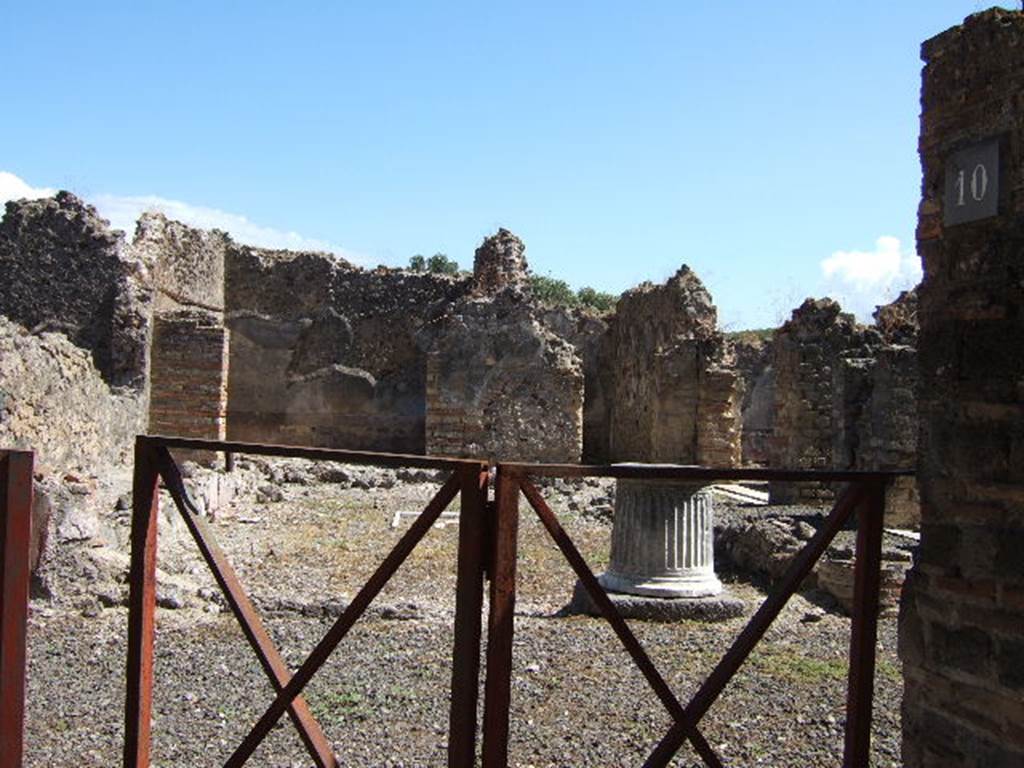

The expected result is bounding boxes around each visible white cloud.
[0,170,368,265]
[820,236,922,321]
[92,192,368,264]
[0,171,55,204]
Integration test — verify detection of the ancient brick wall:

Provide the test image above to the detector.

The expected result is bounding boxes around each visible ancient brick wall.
[769,299,867,503]
[772,295,918,512]
[132,212,227,312]
[422,238,584,462]
[606,266,741,466]
[134,214,231,445]
[864,346,919,527]
[900,10,1024,767]
[0,193,153,388]
[832,355,876,471]
[224,244,471,452]
[831,344,919,527]
[733,336,774,466]
[423,353,482,458]
[148,310,229,442]
[537,306,612,462]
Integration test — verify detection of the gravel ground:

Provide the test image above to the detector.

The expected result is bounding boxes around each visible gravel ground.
[22,465,905,767]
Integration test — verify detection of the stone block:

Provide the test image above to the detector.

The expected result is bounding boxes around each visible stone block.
[932,622,992,680]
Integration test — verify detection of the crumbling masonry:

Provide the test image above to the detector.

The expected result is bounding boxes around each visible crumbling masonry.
[0,189,925,479]
[900,10,1024,766]
[0,203,747,466]
[761,293,920,525]
[605,266,741,466]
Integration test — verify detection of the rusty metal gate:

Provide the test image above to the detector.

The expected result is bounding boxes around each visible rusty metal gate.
[481,462,908,768]
[0,449,34,768]
[124,436,489,768]
[1,436,909,766]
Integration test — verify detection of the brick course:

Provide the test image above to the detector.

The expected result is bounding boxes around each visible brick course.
[900,9,1024,767]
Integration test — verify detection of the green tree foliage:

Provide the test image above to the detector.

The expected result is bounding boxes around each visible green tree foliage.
[408,252,460,275]
[529,275,617,313]
[724,328,775,345]
[427,252,460,275]
[530,274,577,306]
[576,286,617,312]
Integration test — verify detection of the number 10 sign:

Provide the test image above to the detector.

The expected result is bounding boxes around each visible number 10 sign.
[944,138,1000,226]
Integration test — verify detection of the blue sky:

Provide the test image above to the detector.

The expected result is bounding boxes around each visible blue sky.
[1,2,1010,329]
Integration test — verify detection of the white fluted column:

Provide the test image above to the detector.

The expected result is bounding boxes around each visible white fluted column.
[599,477,722,598]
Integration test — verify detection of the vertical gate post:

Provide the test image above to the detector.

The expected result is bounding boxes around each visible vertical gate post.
[843,478,886,768]
[124,438,162,768]
[0,450,34,768]
[481,465,520,768]
[447,462,489,767]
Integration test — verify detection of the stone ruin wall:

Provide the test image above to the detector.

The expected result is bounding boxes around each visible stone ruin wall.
[732,336,774,467]
[0,188,927,480]
[0,193,151,474]
[767,294,920,519]
[225,244,470,454]
[0,192,153,390]
[901,10,1024,767]
[606,266,742,466]
[537,305,612,463]
[422,298,584,462]
[0,192,749,467]
[422,231,585,462]
[0,316,146,474]
[768,298,867,503]
[134,214,231,445]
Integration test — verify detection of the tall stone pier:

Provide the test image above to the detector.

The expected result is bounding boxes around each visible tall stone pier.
[900,10,1024,767]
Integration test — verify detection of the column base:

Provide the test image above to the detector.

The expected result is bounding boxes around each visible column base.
[598,569,723,599]
[568,579,745,623]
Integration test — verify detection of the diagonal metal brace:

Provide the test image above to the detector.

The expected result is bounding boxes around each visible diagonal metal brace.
[154,447,339,768]
[642,483,867,767]
[519,479,724,768]
[224,472,461,767]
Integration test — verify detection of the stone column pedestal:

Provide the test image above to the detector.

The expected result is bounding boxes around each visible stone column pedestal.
[599,476,722,598]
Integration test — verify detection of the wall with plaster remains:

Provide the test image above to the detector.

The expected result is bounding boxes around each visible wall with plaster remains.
[733,336,774,466]
[225,244,470,453]
[901,10,1024,766]
[538,306,613,463]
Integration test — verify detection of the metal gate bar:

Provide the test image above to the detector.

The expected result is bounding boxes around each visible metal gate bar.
[519,478,723,768]
[483,462,907,768]
[123,435,487,768]
[641,482,873,767]
[843,480,886,766]
[481,466,521,768]
[447,464,489,767]
[154,447,337,768]
[0,449,34,768]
